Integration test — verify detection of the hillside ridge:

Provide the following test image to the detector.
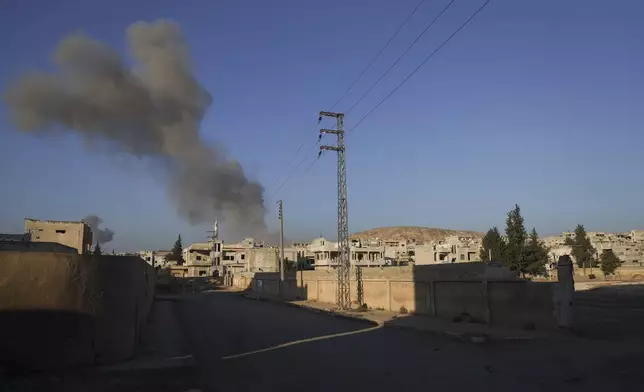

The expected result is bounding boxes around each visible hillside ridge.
[350,226,483,243]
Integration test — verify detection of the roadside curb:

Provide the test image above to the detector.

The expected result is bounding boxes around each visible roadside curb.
[239,293,380,327]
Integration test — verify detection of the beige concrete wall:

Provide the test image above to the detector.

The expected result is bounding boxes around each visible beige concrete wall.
[248,248,279,272]
[0,252,154,370]
[361,280,389,310]
[389,281,418,313]
[232,263,556,330]
[317,280,336,303]
[434,281,487,322]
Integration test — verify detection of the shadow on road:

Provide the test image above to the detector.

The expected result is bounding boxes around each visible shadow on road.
[574,283,644,339]
[0,309,96,372]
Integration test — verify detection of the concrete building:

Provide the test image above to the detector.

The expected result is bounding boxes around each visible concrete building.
[351,238,386,267]
[139,250,172,268]
[383,240,411,262]
[413,235,482,265]
[544,230,644,267]
[182,242,218,277]
[0,233,32,243]
[173,235,279,278]
[631,230,644,243]
[24,218,93,254]
[0,239,77,253]
[221,238,278,273]
[309,237,385,268]
[283,241,315,269]
[309,237,338,268]
[543,236,566,249]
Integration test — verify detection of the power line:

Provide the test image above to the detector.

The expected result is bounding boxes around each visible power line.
[265,133,310,193]
[272,0,492,199]
[328,0,428,111]
[268,139,322,199]
[266,0,433,198]
[348,0,492,134]
[281,150,324,196]
[345,0,456,115]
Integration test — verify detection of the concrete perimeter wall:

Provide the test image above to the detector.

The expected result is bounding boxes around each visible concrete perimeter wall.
[0,252,155,370]
[232,263,557,330]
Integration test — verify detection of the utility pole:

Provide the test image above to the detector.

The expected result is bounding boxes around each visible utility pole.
[278,200,285,294]
[319,111,354,310]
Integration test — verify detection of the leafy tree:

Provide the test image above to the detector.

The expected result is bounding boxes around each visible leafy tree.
[569,225,596,270]
[166,234,185,265]
[600,250,622,276]
[564,237,575,246]
[524,228,549,276]
[480,226,505,263]
[504,204,528,274]
[93,241,102,256]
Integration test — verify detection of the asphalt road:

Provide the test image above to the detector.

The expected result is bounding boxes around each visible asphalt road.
[177,291,644,392]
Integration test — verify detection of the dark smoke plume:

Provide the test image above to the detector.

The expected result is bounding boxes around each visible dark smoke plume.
[4,20,270,240]
[83,215,115,244]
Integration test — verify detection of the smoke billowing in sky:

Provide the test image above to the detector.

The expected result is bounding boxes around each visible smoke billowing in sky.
[83,215,115,244]
[4,20,270,241]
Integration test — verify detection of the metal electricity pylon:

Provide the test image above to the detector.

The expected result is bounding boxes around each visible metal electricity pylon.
[319,111,351,310]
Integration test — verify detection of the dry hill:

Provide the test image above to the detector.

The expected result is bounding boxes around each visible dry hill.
[350,226,483,243]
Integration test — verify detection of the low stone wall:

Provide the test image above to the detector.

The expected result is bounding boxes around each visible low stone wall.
[0,252,155,370]
[232,264,557,330]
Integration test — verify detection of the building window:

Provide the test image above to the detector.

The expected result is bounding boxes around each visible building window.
[241,254,245,260]
[199,270,206,276]
[56,230,66,234]
[196,255,202,261]
[460,254,465,261]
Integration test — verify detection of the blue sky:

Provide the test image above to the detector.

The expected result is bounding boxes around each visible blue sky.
[1,0,643,251]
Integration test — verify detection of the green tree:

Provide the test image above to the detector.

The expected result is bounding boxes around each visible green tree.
[569,224,596,271]
[504,204,528,274]
[166,234,185,266]
[524,228,549,276]
[600,249,622,276]
[480,226,505,263]
[93,241,102,256]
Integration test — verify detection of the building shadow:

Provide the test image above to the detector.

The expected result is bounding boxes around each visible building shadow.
[0,309,97,372]
[238,271,308,301]
[573,283,644,339]
[169,276,225,293]
[407,263,558,332]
